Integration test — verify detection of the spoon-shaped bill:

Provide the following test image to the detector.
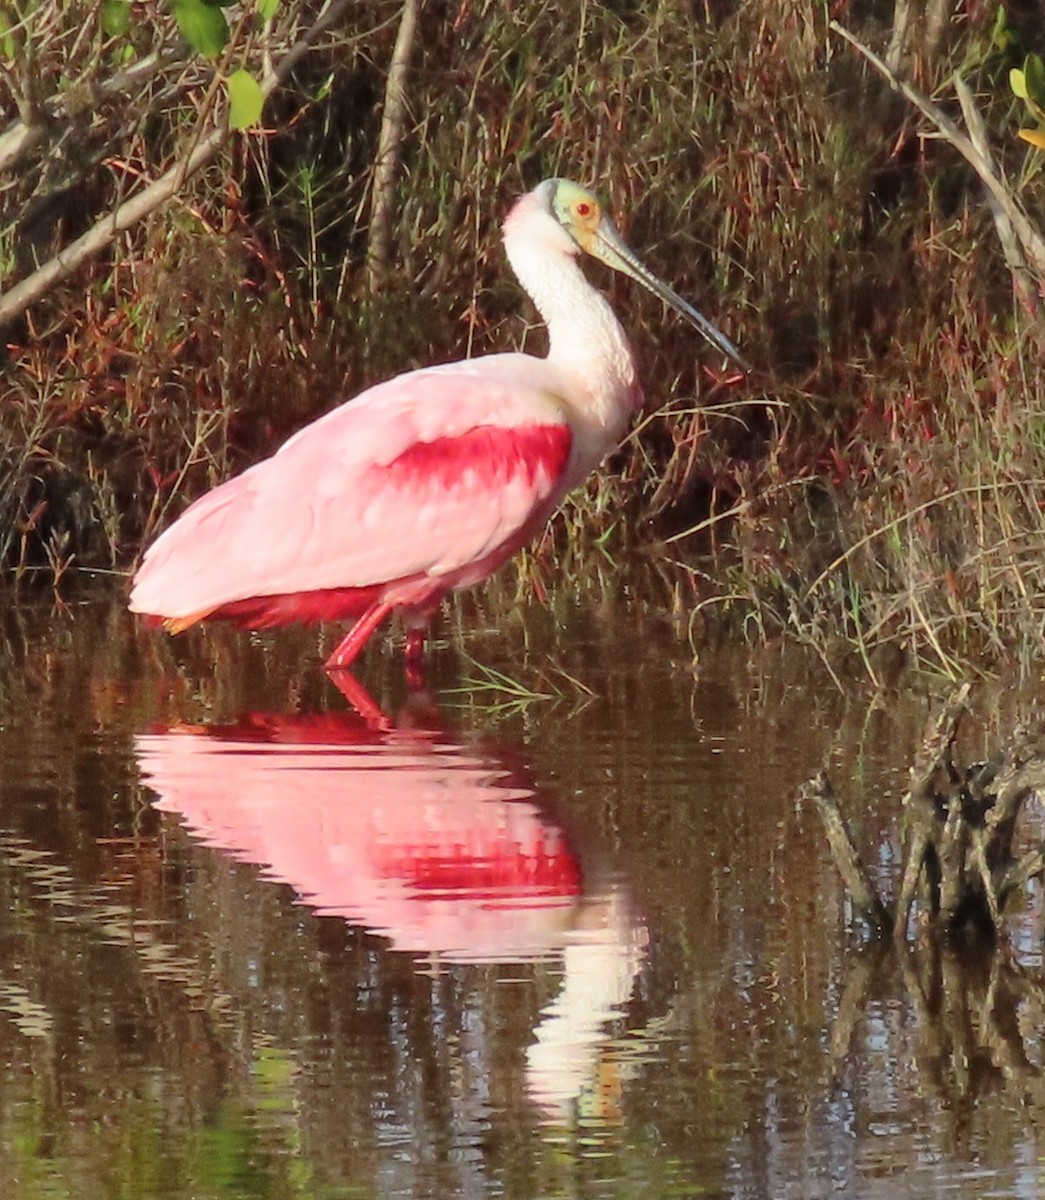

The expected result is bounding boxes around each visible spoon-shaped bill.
[590,218,748,370]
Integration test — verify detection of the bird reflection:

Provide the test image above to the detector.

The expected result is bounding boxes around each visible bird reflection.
[135,680,647,1121]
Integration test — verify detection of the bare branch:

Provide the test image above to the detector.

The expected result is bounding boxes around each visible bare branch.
[902,683,970,813]
[970,829,1001,927]
[894,684,969,937]
[0,0,355,330]
[998,844,1045,904]
[893,825,929,939]
[803,771,890,931]
[0,124,227,327]
[0,35,185,175]
[885,0,914,73]
[0,119,43,179]
[955,75,1041,316]
[830,20,1045,283]
[366,0,420,293]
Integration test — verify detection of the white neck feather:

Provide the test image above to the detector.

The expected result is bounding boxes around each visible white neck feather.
[503,229,640,442]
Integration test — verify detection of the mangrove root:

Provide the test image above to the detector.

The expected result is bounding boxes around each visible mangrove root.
[805,684,1045,940]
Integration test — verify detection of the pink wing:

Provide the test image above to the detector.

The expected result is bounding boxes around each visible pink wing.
[129,358,575,621]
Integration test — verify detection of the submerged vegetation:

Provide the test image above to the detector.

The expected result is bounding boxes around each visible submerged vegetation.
[3,0,1045,674]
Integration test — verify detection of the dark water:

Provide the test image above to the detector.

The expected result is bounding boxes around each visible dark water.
[0,587,1043,1198]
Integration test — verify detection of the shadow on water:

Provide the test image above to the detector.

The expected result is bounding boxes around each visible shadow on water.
[0,583,1044,1197]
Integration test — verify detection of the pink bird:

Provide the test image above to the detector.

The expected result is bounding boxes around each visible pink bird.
[129,178,745,672]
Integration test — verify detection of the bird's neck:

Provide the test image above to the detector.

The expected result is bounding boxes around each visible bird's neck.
[504,237,641,442]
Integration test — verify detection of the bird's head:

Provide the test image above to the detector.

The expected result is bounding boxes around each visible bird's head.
[506,178,747,370]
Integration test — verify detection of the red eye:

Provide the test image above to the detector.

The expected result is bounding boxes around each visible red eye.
[575,201,594,218]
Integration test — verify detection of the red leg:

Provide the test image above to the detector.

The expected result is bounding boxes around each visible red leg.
[404,626,427,692]
[405,627,426,664]
[325,601,394,670]
[325,669,393,730]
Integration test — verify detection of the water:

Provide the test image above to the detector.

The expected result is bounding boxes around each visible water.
[0,587,1043,1198]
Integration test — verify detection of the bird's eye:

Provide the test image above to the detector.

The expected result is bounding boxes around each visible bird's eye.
[574,199,596,219]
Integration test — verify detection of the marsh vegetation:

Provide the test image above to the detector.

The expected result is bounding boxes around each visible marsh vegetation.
[3,0,1045,677]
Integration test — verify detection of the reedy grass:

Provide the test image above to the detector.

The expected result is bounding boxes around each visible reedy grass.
[440,655,579,722]
[703,273,1045,678]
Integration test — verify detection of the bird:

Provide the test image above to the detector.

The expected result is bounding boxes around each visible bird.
[129,178,746,673]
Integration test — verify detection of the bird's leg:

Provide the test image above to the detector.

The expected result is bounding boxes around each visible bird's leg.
[325,668,393,730]
[405,627,426,663]
[325,600,394,670]
[404,627,427,692]
[402,603,439,690]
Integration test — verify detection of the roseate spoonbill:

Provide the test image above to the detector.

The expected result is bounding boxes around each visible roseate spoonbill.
[129,178,745,671]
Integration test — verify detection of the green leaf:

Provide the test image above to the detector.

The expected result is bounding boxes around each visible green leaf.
[0,11,17,59]
[171,0,228,58]
[226,68,264,130]
[992,5,1015,53]
[314,72,333,103]
[1025,54,1045,108]
[101,0,131,36]
[257,0,280,19]
[1011,68,1028,101]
